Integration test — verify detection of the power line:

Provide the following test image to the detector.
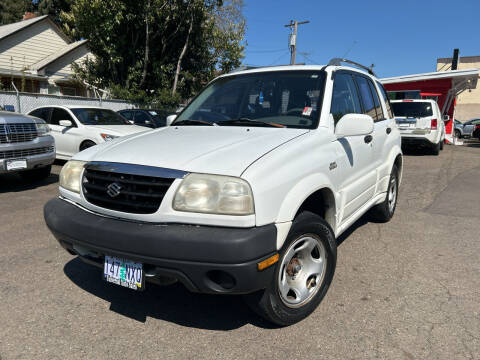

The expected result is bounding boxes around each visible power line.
[284,20,310,65]
[268,51,290,66]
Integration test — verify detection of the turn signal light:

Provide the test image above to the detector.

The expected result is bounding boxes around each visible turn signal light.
[431,119,438,129]
[257,254,279,271]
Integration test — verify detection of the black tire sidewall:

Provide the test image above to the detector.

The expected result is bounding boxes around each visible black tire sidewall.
[259,212,337,326]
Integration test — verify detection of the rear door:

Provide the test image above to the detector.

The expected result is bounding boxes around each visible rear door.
[391,101,434,133]
[330,71,376,222]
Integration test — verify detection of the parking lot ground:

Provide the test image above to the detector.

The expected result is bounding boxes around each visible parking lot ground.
[1,145,479,360]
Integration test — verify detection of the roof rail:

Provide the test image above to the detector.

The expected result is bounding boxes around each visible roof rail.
[327,58,376,76]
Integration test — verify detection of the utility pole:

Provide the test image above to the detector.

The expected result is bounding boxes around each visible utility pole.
[284,20,310,65]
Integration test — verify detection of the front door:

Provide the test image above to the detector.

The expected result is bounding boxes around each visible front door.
[330,71,376,223]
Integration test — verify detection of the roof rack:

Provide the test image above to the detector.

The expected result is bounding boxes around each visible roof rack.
[327,58,376,76]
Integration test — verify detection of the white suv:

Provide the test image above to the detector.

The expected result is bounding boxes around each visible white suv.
[28,106,147,159]
[44,59,403,325]
[390,99,446,155]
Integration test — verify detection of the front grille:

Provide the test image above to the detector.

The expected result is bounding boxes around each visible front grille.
[0,146,54,160]
[83,168,176,214]
[0,123,38,144]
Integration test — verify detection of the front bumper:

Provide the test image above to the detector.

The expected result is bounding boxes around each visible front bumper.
[0,135,55,174]
[44,197,278,294]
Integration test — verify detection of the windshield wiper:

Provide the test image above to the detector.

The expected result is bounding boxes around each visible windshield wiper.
[218,118,281,128]
[173,119,215,126]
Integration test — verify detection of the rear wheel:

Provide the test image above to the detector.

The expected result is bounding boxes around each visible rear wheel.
[440,139,444,150]
[431,141,440,155]
[80,140,96,151]
[369,165,398,222]
[244,211,336,326]
[455,129,461,139]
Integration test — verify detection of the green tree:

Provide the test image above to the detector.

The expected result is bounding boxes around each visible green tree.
[0,0,33,25]
[66,0,245,106]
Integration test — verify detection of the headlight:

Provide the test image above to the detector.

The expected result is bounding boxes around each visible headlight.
[59,160,87,193]
[35,121,50,136]
[173,173,254,215]
[100,133,118,141]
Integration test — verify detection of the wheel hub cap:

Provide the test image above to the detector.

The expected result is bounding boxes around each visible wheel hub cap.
[278,235,327,308]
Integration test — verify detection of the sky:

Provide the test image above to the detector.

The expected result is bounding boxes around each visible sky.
[242,0,479,78]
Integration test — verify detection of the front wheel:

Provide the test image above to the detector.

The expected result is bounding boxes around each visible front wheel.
[244,211,336,326]
[19,165,51,182]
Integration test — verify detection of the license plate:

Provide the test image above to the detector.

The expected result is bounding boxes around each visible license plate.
[6,159,27,171]
[103,256,144,291]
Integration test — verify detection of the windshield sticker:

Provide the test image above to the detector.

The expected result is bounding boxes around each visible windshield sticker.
[259,91,264,105]
[311,74,318,78]
[302,107,313,116]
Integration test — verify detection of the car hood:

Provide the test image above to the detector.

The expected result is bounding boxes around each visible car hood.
[82,124,147,136]
[77,126,309,176]
[0,111,37,124]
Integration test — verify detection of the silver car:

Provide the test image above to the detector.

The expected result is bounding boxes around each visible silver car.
[0,111,55,179]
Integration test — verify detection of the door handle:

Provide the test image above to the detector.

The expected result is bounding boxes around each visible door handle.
[386,127,392,134]
[364,135,373,144]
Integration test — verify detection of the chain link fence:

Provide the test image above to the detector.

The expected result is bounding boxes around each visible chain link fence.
[0,90,135,114]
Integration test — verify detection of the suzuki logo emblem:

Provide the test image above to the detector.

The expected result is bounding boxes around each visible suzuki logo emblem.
[106,182,122,198]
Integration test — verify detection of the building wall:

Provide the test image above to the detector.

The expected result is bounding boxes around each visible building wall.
[437,56,480,120]
[0,20,68,72]
[45,45,93,80]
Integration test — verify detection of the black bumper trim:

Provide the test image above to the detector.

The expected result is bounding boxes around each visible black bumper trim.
[44,198,277,294]
[401,137,436,147]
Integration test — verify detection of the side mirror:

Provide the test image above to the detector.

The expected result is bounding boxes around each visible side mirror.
[166,114,177,126]
[335,114,374,138]
[443,114,450,121]
[59,120,73,127]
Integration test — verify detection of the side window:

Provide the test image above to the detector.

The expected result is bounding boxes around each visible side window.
[51,108,74,126]
[354,75,378,121]
[330,73,363,124]
[134,111,150,125]
[30,108,50,122]
[368,81,385,121]
[376,81,394,118]
[120,111,133,120]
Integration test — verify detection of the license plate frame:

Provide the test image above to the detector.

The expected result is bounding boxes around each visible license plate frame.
[5,158,27,171]
[103,255,144,291]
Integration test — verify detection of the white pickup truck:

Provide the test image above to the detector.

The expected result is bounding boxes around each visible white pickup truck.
[391,99,446,155]
[44,59,403,325]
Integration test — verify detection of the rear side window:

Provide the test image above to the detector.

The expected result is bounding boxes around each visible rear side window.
[355,75,378,121]
[30,108,50,122]
[376,81,394,118]
[134,111,150,124]
[330,73,363,124]
[368,81,385,121]
[391,102,433,118]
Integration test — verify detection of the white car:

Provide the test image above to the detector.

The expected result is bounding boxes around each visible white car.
[44,59,403,325]
[390,99,446,155]
[28,106,147,159]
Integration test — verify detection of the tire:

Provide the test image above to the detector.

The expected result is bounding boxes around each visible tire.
[80,140,96,151]
[431,141,440,155]
[455,129,461,139]
[369,165,398,223]
[19,165,51,182]
[244,211,337,326]
[440,139,444,150]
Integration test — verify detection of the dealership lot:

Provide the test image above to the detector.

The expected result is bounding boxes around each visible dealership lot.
[1,145,479,359]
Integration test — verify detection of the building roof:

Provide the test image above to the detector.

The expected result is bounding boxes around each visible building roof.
[381,69,479,84]
[0,15,49,41]
[437,55,480,63]
[31,39,88,71]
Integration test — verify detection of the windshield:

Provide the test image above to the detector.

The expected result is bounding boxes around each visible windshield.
[391,102,433,118]
[71,108,131,125]
[174,70,326,129]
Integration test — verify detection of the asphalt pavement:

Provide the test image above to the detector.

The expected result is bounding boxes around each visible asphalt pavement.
[1,143,479,360]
